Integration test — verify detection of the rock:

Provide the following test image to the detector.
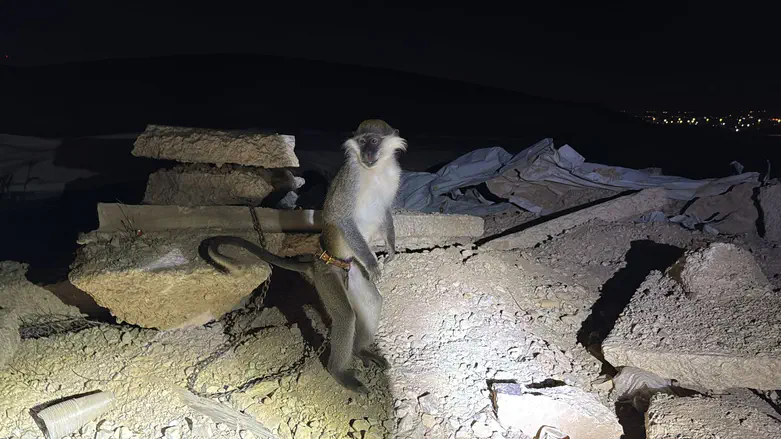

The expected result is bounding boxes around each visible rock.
[759,183,781,242]
[471,421,493,438]
[603,243,781,390]
[0,309,20,370]
[421,414,437,429]
[143,164,301,206]
[645,392,781,438]
[350,418,370,432]
[116,426,134,439]
[191,422,213,438]
[251,307,289,328]
[69,230,270,329]
[482,188,668,251]
[683,182,759,235]
[417,392,441,414]
[131,124,299,168]
[162,425,181,439]
[294,424,314,439]
[490,382,623,439]
[0,261,84,320]
[677,242,771,299]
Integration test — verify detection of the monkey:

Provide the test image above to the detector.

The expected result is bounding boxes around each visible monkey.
[202,119,407,394]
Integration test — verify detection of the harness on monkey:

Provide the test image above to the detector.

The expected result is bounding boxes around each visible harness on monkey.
[316,245,352,271]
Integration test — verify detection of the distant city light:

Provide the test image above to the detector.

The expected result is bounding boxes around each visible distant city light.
[636,110,781,133]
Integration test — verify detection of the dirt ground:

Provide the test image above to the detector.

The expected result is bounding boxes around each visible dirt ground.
[2,214,780,438]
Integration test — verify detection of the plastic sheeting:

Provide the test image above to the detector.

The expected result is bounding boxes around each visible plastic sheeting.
[0,134,97,200]
[394,138,760,215]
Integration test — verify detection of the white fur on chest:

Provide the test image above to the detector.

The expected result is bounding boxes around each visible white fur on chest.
[353,162,400,240]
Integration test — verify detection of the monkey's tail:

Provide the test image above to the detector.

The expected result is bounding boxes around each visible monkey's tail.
[204,235,313,275]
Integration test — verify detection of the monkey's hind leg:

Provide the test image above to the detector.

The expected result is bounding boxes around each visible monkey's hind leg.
[347,264,390,370]
[314,266,369,394]
[383,208,396,264]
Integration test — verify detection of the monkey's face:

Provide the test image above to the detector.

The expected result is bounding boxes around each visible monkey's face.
[356,134,383,168]
[344,126,407,169]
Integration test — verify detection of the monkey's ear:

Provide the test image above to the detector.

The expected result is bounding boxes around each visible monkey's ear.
[393,129,400,136]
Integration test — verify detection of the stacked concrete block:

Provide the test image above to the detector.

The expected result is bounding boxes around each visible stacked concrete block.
[70,125,303,329]
[132,125,303,207]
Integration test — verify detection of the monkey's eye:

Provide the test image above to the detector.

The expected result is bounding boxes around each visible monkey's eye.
[371,138,378,145]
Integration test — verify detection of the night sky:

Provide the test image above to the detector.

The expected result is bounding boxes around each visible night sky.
[2,3,780,113]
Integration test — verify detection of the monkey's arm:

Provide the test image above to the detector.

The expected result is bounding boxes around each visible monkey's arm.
[338,218,381,282]
[383,208,396,263]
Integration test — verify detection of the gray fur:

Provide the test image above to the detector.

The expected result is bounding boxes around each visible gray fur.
[202,119,406,394]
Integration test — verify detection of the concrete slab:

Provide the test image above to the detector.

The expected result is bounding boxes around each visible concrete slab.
[645,392,781,438]
[69,230,271,329]
[143,164,303,206]
[603,243,781,390]
[131,124,298,168]
[89,204,484,246]
[490,382,624,439]
[481,188,668,251]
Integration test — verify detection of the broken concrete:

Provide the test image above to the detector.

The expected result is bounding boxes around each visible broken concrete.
[0,309,20,370]
[491,382,624,439]
[69,230,272,329]
[0,261,84,320]
[88,204,484,248]
[603,243,781,390]
[645,392,781,438]
[93,203,322,234]
[683,182,759,235]
[142,164,303,206]
[131,124,299,168]
[481,187,668,251]
[677,242,772,299]
[759,183,781,242]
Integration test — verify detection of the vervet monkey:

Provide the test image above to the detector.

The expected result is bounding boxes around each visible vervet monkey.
[203,119,407,393]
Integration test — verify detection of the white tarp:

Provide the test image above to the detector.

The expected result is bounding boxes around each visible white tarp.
[0,134,97,200]
[394,138,760,215]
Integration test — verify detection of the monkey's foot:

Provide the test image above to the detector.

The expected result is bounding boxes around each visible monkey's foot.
[358,349,390,370]
[333,370,369,394]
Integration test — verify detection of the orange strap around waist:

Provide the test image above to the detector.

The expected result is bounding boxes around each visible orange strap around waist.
[316,247,351,271]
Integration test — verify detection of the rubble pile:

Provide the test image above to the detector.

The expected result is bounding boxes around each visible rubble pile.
[69,125,485,330]
[2,129,781,438]
[602,242,781,390]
